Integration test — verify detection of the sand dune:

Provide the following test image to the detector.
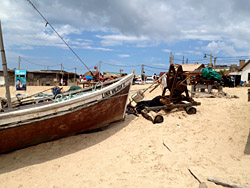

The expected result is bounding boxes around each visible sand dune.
[0,85,250,188]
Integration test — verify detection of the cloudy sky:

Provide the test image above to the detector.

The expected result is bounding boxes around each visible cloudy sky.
[0,0,250,75]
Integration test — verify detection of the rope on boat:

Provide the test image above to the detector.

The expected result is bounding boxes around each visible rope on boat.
[92,81,104,91]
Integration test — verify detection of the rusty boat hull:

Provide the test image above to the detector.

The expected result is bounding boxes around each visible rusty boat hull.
[0,74,133,153]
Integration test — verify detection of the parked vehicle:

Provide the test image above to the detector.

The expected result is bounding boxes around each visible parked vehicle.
[133,77,154,84]
[145,77,154,84]
[134,78,142,84]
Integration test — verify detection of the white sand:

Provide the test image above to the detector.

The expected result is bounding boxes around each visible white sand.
[0,85,250,188]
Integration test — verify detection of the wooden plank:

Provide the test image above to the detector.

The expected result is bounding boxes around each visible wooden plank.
[145,101,201,112]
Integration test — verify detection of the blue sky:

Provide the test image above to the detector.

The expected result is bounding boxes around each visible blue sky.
[1,0,250,76]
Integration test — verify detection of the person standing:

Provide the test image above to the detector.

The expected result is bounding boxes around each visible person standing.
[60,78,63,86]
[141,71,145,84]
[153,73,157,82]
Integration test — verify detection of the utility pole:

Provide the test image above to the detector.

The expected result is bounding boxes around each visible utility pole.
[119,69,123,76]
[204,53,213,67]
[98,61,102,79]
[214,57,217,68]
[67,72,69,86]
[61,63,63,84]
[210,53,213,67]
[169,52,172,64]
[182,56,184,64]
[74,67,77,84]
[141,64,144,75]
[0,20,12,108]
[18,56,20,69]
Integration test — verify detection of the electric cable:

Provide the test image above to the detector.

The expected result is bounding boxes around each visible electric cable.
[27,0,95,78]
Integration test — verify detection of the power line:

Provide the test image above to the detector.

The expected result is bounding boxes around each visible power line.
[144,65,167,70]
[144,68,161,73]
[102,62,141,67]
[216,55,249,59]
[26,0,95,78]
[20,57,45,67]
[21,57,61,67]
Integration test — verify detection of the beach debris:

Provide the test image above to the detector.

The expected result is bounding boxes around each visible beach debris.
[126,104,138,116]
[162,140,172,152]
[0,97,7,111]
[141,110,164,124]
[188,168,208,188]
[193,91,239,99]
[207,177,250,188]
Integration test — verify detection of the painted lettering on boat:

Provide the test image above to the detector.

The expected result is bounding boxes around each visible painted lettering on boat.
[102,83,126,98]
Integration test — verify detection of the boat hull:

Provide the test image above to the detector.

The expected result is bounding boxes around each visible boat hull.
[0,76,132,153]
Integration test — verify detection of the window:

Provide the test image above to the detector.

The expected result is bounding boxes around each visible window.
[248,73,250,81]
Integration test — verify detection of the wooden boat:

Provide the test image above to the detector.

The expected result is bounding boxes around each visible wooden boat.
[0,74,133,153]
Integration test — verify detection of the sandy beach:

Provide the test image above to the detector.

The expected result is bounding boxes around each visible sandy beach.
[0,85,250,188]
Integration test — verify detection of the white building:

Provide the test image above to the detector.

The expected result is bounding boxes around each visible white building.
[239,60,250,83]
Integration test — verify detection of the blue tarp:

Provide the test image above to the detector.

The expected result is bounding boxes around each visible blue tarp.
[85,75,93,80]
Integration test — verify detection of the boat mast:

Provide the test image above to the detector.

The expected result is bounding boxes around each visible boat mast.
[0,20,12,108]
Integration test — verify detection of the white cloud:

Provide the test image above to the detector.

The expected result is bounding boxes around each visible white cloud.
[1,0,250,55]
[202,41,236,56]
[162,49,171,53]
[96,34,150,46]
[175,52,182,56]
[118,54,130,58]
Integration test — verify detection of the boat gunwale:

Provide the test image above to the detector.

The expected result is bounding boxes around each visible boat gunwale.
[0,73,133,121]
[1,85,131,130]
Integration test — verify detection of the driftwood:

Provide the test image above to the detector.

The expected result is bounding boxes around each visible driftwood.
[208,177,250,188]
[188,169,208,188]
[162,140,172,152]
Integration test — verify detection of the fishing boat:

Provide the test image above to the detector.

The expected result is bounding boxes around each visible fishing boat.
[0,74,133,153]
[0,1,135,153]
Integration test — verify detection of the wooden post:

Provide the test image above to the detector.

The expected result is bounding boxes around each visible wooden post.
[99,61,102,80]
[74,67,76,84]
[67,72,69,86]
[0,20,12,108]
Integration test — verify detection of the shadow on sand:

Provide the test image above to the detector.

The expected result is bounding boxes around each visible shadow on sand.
[0,115,136,174]
[244,128,250,155]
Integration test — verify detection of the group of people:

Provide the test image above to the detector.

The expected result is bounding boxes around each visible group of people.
[222,74,234,88]
[140,72,158,84]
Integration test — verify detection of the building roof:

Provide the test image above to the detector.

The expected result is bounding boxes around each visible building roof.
[180,63,205,72]
[229,71,241,76]
[239,59,250,71]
